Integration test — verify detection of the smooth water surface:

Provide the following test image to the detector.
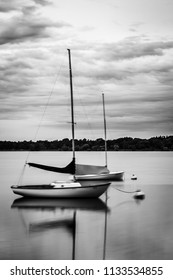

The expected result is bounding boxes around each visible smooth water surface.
[0,151,173,260]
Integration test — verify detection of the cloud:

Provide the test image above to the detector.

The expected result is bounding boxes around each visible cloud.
[0,0,27,12]
[69,38,173,99]
[0,0,52,13]
[34,0,52,6]
[0,0,69,45]
[0,17,51,45]
[95,38,173,61]
[0,8,173,140]
[129,21,145,33]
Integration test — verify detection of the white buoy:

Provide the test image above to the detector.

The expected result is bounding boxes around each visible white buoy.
[131,174,137,180]
[134,189,145,200]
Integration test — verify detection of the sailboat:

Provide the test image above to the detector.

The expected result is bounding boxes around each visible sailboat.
[74,93,124,181]
[11,49,110,198]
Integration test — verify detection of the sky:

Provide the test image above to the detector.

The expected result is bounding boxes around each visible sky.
[0,0,173,141]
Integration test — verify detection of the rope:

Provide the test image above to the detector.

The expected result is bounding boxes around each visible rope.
[17,161,27,186]
[112,185,138,194]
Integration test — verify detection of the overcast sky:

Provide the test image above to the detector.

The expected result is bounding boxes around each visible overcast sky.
[0,0,173,141]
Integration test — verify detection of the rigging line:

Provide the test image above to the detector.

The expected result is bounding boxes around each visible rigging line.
[17,161,27,185]
[71,78,96,139]
[70,61,102,139]
[17,51,66,185]
[33,53,66,143]
[71,60,105,140]
[24,51,66,164]
[73,87,104,140]
[77,95,96,139]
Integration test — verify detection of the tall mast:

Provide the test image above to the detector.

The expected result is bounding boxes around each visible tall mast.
[67,49,75,160]
[102,93,107,167]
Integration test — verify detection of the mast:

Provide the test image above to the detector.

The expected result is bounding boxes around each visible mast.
[102,93,107,167]
[67,49,75,160]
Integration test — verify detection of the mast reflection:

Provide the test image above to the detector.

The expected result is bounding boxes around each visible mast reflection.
[11,197,110,260]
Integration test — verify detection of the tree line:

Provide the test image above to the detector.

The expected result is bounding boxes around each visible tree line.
[0,136,173,151]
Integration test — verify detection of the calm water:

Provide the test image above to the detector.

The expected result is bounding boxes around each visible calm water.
[0,151,173,260]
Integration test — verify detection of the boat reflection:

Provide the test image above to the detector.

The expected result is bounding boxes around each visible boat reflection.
[11,197,109,211]
[11,197,109,259]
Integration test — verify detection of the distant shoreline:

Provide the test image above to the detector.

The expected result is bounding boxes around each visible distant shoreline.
[0,136,173,151]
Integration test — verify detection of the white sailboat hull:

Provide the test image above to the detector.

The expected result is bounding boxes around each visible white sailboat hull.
[75,171,124,181]
[11,182,110,198]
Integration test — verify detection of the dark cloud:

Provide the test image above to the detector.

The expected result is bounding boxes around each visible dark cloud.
[33,0,52,6]
[0,0,52,13]
[71,37,173,88]
[0,0,23,12]
[0,55,36,97]
[0,18,51,45]
[95,39,173,61]
[0,0,69,45]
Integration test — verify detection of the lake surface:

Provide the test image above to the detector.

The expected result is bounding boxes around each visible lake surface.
[0,151,173,260]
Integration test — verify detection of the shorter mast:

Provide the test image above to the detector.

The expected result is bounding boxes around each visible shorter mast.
[102,93,107,167]
[67,49,75,161]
